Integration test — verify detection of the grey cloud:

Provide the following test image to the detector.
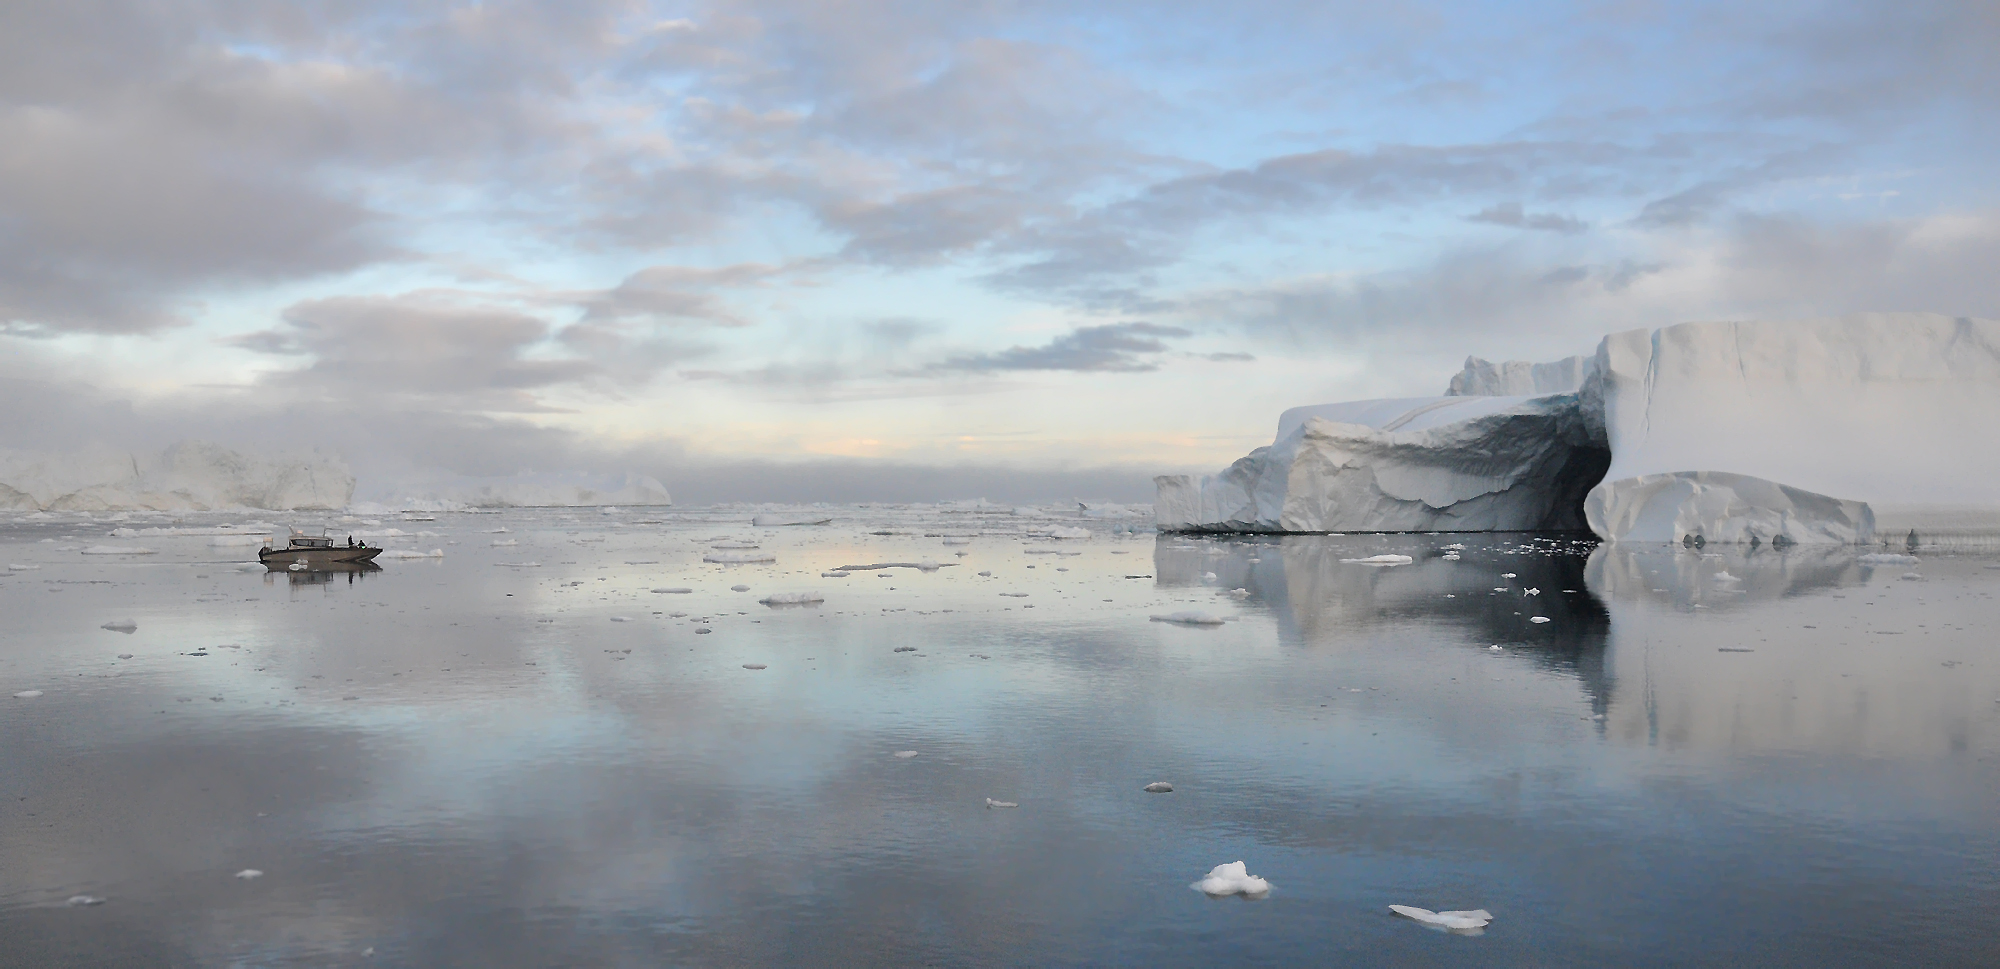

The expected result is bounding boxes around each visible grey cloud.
[575,263,789,327]
[235,293,598,411]
[1470,202,1586,234]
[928,322,1192,373]
[1203,352,1257,362]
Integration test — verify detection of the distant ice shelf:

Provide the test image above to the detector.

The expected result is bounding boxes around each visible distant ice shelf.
[1158,313,2000,545]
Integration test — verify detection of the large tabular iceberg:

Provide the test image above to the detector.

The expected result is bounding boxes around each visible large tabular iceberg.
[1159,313,2000,544]
[0,440,353,512]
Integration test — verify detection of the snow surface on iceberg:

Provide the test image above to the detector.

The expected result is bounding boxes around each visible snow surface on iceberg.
[1155,393,1609,532]
[1446,355,1591,396]
[0,441,353,512]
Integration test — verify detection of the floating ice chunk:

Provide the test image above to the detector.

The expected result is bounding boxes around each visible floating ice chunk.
[985,798,1018,808]
[893,750,919,759]
[1150,611,1226,625]
[1901,572,1924,581]
[609,616,633,622]
[651,587,693,593]
[7,564,39,570]
[80,546,155,555]
[729,584,751,592]
[1858,553,1920,565]
[1501,572,1517,578]
[493,562,541,568]
[820,571,851,578]
[67,895,105,906]
[977,571,992,577]
[894,646,917,652]
[117,653,132,659]
[704,551,777,563]
[1048,525,1090,539]
[709,541,760,549]
[378,549,445,559]
[1192,861,1269,897]
[1442,543,1467,550]
[101,619,137,632]
[1341,554,1414,566]
[1143,782,1174,793]
[1489,645,1504,651]
[1222,588,1252,599]
[14,690,43,698]
[1529,616,1550,623]
[1442,552,1461,560]
[491,539,518,546]
[759,592,824,605]
[942,537,974,546]
[752,514,833,526]
[1388,905,1492,931]
[742,663,768,670]
[288,562,306,571]
[234,869,263,880]
[1714,570,1740,582]
[1523,588,1540,595]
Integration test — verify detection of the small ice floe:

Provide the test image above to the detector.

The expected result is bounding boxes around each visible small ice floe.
[1859,553,1920,565]
[742,663,768,670]
[80,546,155,555]
[1529,616,1550,624]
[730,584,751,592]
[1149,611,1226,625]
[893,750,919,759]
[1221,588,1252,599]
[710,540,760,549]
[288,562,306,571]
[651,587,693,594]
[1901,572,1924,581]
[999,592,1029,598]
[1388,905,1492,932]
[1489,645,1504,651]
[494,561,541,568]
[234,869,263,880]
[1522,588,1540,596]
[942,537,974,546]
[1442,552,1461,560]
[378,549,444,559]
[67,895,105,907]
[1341,554,1413,566]
[1192,861,1269,897]
[894,646,917,652]
[985,798,1019,808]
[759,592,824,605]
[752,514,833,527]
[609,616,633,622]
[820,571,851,578]
[116,653,133,659]
[1714,570,1741,583]
[101,619,138,633]
[14,690,44,698]
[490,539,519,546]
[1201,571,1218,582]
[1143,782,1174,793]
[1048,526,1090,540]
[1500,573,1517,579]
[704,551,777,564]
[8,564,39,570]
[1442,543,1466,550]
[977,571,992,577]
[694,628,712,634]
[835,561,952,572]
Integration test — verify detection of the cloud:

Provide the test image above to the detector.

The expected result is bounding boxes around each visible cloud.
[928,322,1192,373]
[1469,202,1586,234]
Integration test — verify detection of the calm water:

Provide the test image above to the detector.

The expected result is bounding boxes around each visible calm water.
[3,508,1997,966]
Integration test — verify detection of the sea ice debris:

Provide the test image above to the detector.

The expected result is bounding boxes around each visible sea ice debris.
[101,619,137,632]
[1388,905,1493,930]
[704,551,777,564]
[1143,782,1174,793]
[1529,616,1550,623]
[1149,611,1226,625]
[759,592,824,605]
[742,663,768,670]
[1858,553,1920,565]
[1048,526,1090,539]
[985,798,1018,808]
[234,869,263,880]
[751,514,833,526]
[893,750,919,758]
[730,584,750,592]
[14,690,43,698]
[80,546,155,555]
[67,895,105,906]
[651,587,693,594]
[1192,861,1269,897]
[1341,554,1414,566]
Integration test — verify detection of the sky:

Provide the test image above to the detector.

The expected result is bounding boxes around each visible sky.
[2,0,1996,503]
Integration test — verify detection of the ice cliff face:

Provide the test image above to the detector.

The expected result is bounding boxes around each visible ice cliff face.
[0,441,354,512]
[1160,314,2000,544]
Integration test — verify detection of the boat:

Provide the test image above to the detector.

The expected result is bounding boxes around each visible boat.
[259,529,383,569]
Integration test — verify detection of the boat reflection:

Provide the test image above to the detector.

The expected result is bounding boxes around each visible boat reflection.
[263,561,383,586]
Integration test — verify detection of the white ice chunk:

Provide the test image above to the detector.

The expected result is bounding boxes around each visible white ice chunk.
[80,545,155,555]
[893,750,919,759]
[378,548,445,559]
[1149,611,1227,625]
[704,551,777,563]
[100,619,137,632]
[14,690,43,698]
[1191,861,1270,897]
[759,592,825,605]
[985,798,1018,808]
[1529,616,1550,623]
[1389,905,1492,930]
[1341,554,1414,566]
[1047,525,1090,539]
[490,539,518,546]
[233,869,263,880]
[651,587,694,593]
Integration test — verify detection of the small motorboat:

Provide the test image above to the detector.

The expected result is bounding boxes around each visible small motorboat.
[260,529,383,569]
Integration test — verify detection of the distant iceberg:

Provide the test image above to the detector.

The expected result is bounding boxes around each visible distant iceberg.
[1159,314,2000,545]
[0,440,353,513]
[360,471,671,510]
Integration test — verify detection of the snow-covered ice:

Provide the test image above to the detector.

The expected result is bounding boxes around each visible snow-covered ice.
[759,592,825,605]
[1388,905,1493,931]
[1191,861,1269,897]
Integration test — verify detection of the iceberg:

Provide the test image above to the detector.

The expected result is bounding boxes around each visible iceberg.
[1160,314,2000,545]
[0,441,353,512]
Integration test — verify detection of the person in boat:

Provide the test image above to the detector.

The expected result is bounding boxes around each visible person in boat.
[347,535,354,547]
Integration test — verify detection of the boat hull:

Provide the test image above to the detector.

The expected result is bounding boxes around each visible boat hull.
[259,546,384,568]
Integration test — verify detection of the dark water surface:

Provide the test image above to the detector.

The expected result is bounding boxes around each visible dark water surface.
[3,508,1997,966]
